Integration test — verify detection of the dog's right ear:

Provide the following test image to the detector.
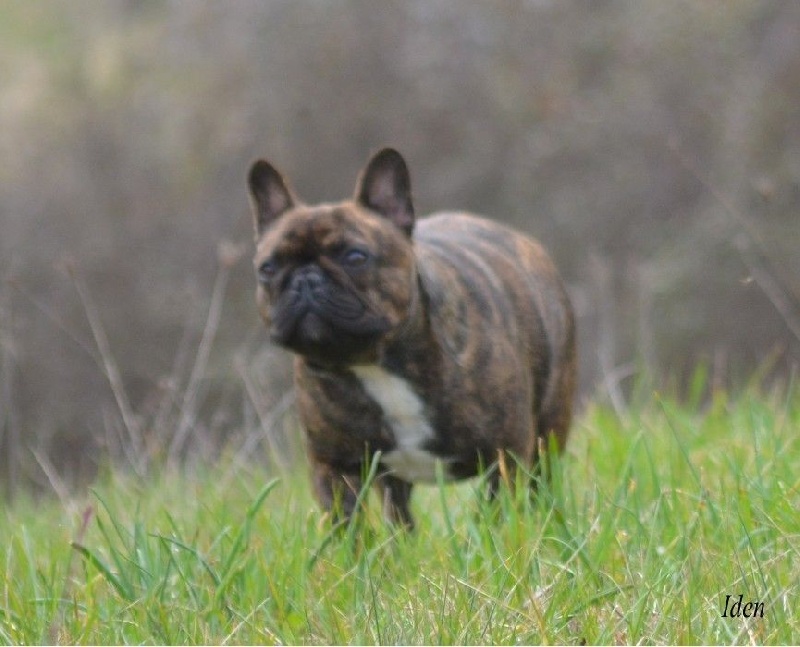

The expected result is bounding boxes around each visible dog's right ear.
[355,148,414,236]
[247,160,297,236]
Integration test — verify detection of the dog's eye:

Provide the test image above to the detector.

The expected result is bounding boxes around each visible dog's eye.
[258,259,278,281]
[342,249,369,267]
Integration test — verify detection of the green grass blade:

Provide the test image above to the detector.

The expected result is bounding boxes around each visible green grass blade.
[70,543,132,602]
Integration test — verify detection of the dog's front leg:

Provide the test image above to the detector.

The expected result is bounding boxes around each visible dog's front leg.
[375,474,415,530]
[309,458,362,526]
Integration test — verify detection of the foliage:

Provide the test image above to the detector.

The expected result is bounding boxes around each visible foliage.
[1,386,798,644]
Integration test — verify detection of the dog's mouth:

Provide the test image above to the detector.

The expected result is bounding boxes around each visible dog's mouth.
[269,267,391,364]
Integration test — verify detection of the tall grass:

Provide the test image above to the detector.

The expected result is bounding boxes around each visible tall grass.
[1,384,798,644]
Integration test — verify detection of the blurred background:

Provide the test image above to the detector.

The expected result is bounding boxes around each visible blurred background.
[1,0,798,496]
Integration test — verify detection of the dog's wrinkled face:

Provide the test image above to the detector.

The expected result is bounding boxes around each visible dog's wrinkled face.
[248,150,417,366]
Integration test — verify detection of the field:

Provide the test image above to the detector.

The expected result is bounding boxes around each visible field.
[1,383,798,644]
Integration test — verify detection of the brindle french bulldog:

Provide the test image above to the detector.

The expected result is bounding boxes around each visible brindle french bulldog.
[247,148,575,529]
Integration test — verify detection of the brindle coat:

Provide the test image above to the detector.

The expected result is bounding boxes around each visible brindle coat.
[248,149,576,529]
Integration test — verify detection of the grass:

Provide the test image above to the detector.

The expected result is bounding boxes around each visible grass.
[1,384,799,644]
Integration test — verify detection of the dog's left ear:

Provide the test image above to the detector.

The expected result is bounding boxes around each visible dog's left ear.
[247,159,298,237]
[354,148,415,236]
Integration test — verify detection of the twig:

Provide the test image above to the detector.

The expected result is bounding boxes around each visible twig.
[734,235,800,345]
[31,448,76,515]
[7,276,100,365]
[52,505,95,644]
[216,355,297,495]
[68,263,146,474]
[592,254,630,417]
[668,139,800,346]
[150,309,202,453]
[235,363,295,471]
[167,246,237,465]
[0,281,20,498]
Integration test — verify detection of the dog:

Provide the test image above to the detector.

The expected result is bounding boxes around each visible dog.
[247,148,576,529]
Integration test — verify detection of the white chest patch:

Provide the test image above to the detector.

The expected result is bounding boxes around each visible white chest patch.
[352,365,450,483]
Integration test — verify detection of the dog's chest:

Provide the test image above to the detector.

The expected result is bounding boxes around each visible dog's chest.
[352,365,448,483]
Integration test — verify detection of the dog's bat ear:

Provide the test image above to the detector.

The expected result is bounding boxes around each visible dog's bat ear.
[247,160,297,236]
[354,148,415,236]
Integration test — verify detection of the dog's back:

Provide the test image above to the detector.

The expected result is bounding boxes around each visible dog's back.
[414,212,576,459]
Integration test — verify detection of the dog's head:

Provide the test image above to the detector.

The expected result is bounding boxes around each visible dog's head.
[247,149,418,366]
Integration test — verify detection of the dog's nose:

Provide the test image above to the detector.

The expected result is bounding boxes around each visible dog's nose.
[291,265,325,301]
[298,265,322,285]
